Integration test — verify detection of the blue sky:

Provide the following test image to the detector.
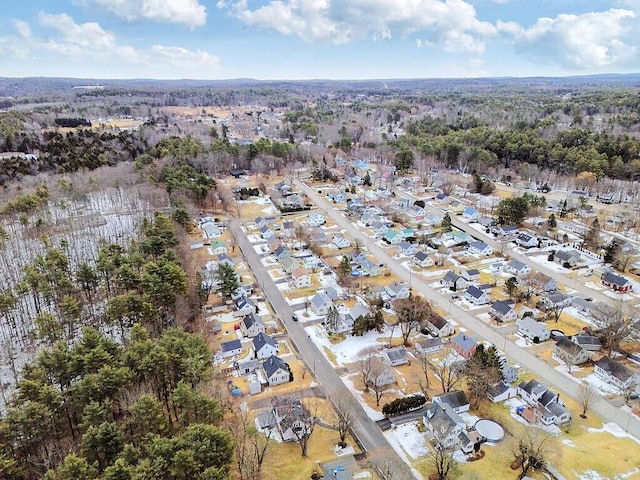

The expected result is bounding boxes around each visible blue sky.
[1,0,639,80]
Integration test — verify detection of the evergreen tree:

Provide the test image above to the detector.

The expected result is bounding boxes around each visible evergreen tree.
[337,255,352,286]
[213,262,239,300]
[547,213,557,229]
[440,213,452,232]
[363,171,372,186]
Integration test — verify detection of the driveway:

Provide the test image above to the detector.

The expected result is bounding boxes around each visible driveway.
[294,179,640,441]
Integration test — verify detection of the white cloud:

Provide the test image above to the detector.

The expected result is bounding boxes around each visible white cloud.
[73,0,207,29]
[219,0,497,53]
[499,8,638,69]
[0,13,221,78]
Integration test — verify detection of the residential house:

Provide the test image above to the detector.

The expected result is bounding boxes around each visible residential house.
[490,300,518,323]
[240,313,266,338]
[358,259,381,277]
[282,194,303,208]
[332,234,351,249]
[571,297,595,315]
[413,251,434,268]
[601,272,633,293]
[281,256,300,274]
[434,192,449,203]
[220,339,242,359]
[415,337,444,355]
[256,398,309,442]
[526,386,571,426]
[529,272,557,293]
[202,222,221,239]
[440,271,467,291]
[329,192,348,203]
[253,332,279,359]
[517,317,550,343]
[488,381,518,403]
[292,268,311,289]
[464,286,491,305]
[424,314,455,338]
[398,240,417,256]
[382,347,409,367]
[424,214,442,226]
[383,230,404,245]
[449,200,465,214]
[595,357,638,390]
[255,216,266,229]
[365,357,395,387]
[423,402,464,448]
[372,221,389,236]
[307,212,326,227]
[554,250,581,267]
[451,332,477,359]
[495,225,519,237]
[477,283,493,294]
[233,296,257,317]
[262,355,291,387]
[210,240,228,255]
[217,253,234,268]
[385,281,410,300]
[571,332,602,352]
[282,220,295,237]
[463,207,479,222]
[469,241,493,256]
[516,233,539,249]
[554,337,590,365]
[273,246,290,262]
[543,292,571,310]
[504,260,531,277]
[260,225,274,239]
[499,356,519,383]
[433,390,470,414]
[311,292,333,316]
[518,379,548,405]
[310,229,327,244]
[460,269,481,283]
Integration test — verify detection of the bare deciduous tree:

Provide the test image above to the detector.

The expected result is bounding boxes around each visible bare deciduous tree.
[512,426,556,480]
[591,301,635,357]
[332,394,354,448]
[393,295,431,346]
[414,351,432,398]
[577,383,598,418]
[227,408,271,480]
[366,448,414,480]
[433,346,462,393]
[428,434,458,480]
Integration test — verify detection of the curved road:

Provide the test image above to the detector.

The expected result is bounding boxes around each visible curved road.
[229,219,418,480]
[294,179,640,440]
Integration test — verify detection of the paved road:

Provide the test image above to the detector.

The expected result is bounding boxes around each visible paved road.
[229,219,418,480]
[294,179,640,440]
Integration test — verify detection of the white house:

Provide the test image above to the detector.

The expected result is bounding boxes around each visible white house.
[398,240,417,256]
[460,269,481,283]
[260,225,274,239]
[310,292,333,316]
[468,241,493,256]
[433,390,470,414]
[463,207,479,222]
[307,212,326,227]
[383,230,404,245]
[488,381,518,403]
[365,357,395,387]
[262,355,291,386]
[595,357,638,390]
[385,281,410,300]
[220,339,242,359]
[441,271,467,291]
[423,402,467,450]
[210,240,228,255]
[415,337,444,355]
[332,234,351,249]
[240,313,266,338]
[413,251,434,268]
[372,221,389,236]
[292,268,311,288]
[515,233,539,249]
[554,337,589,365]
[382,347,409,367]
[253,332,279,359]
[504,260,532,277]
[554,250,581,267]
[517,317,550,343]
[464,285,491,305]
[490,300,518,323]
[233,296,257,318]
[425,314,455,337]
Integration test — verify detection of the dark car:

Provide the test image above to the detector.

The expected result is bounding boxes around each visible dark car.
[292,314,299,322]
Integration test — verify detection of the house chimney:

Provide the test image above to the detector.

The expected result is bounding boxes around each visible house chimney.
[556,393,560,403]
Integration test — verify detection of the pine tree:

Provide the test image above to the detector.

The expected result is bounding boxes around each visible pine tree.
[547,213,557,229]
[214,263,240,300]
[440,213,452,232]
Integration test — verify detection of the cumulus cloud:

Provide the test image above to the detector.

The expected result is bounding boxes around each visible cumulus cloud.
[218,0,497,53]
[73,0,207,29]
[499,8,638,69]
[0,13,220,78]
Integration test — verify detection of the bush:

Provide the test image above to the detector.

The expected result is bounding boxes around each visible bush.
[382,394,426,416]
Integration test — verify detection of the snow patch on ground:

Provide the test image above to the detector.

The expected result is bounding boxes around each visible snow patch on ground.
[341,374,384,420]
[384,421,429,460]
[587,422,640,445]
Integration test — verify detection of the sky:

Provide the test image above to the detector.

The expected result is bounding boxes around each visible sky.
[1,0,639,80]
